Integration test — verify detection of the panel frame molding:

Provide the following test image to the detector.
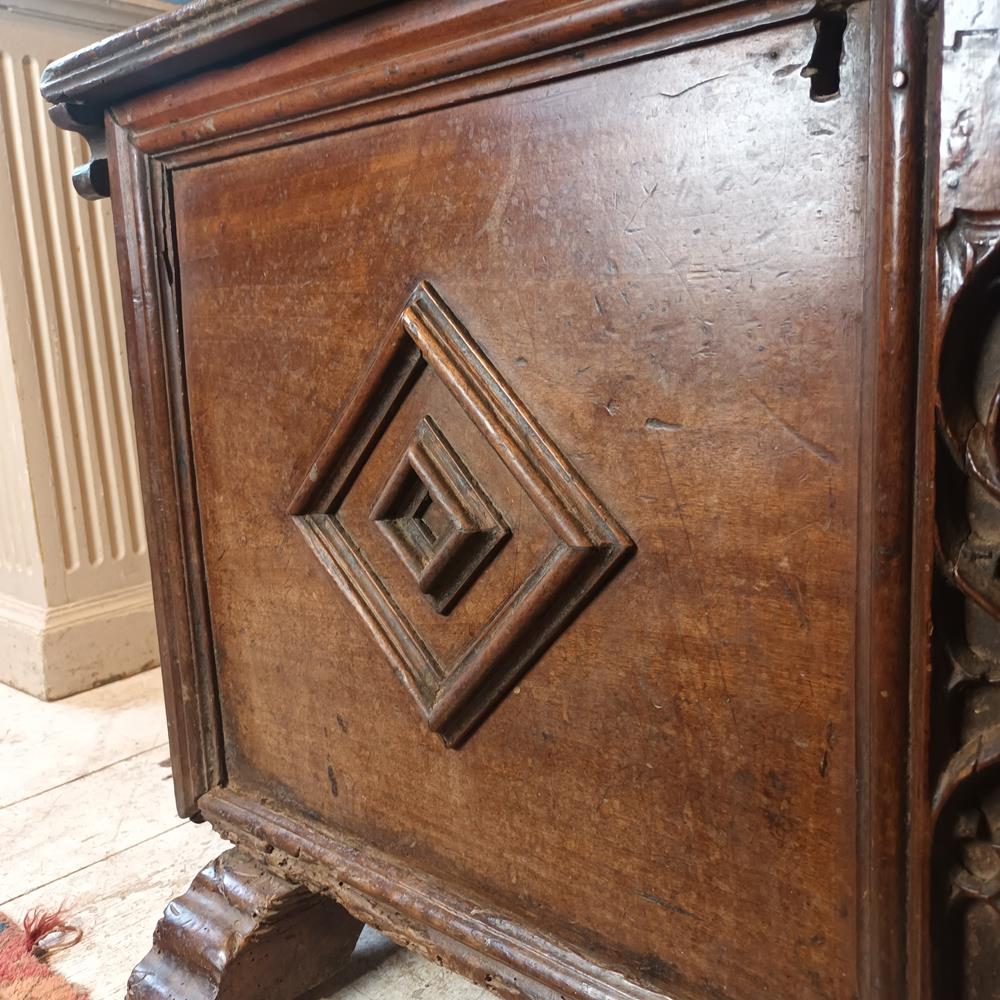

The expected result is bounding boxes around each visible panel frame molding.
[99,0,832,825]
[76,0,934,995]
[107,127,223,816]
[200,785,673,1000]
[50,0,820,173]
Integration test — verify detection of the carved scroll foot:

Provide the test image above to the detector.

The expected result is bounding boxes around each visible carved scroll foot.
[127,848,364,1000]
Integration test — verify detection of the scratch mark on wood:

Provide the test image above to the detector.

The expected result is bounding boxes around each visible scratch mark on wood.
[639,891,694,918]
[751,390,837,464]
[657,73,729,100]
[623,183,657,234]
[819,720,836,778]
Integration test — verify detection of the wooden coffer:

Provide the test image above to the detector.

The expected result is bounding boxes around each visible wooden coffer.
[42,1,1000,998]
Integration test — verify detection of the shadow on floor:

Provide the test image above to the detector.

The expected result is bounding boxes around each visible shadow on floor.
[304,925,401,997]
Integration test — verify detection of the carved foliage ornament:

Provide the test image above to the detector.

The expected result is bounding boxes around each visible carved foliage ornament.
[289,282,633,747]
[932,213,1000,998]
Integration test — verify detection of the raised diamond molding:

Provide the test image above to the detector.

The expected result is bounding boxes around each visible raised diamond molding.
[288,281,634,747]
[370,416,509,615]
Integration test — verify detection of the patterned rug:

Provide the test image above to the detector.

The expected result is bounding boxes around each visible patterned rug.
[0,912,87,1000]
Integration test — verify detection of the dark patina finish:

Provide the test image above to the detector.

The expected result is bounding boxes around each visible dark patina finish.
[42,1,999,997]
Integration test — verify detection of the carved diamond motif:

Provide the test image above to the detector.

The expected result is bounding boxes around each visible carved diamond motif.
[370,417,509,614]
[288,281,633,746]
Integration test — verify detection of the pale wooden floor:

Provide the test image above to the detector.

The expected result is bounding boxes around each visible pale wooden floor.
[0,668,489,1000]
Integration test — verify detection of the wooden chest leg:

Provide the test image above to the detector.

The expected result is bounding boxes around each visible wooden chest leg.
[126,847,364,1000]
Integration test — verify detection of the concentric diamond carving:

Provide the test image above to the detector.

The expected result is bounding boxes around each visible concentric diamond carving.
[370,416,509,614]
[288,281,633,746]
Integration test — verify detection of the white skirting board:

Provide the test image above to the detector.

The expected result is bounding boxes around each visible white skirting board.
[0,582,158,699]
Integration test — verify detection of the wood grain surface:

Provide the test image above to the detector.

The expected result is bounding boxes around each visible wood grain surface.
[39,0,995,996]
[170,15,871,999]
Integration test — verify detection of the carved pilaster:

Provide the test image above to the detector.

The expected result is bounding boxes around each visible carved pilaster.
[127,848,364,1000]
[930,214,1000,999]
[922,4,1000,994]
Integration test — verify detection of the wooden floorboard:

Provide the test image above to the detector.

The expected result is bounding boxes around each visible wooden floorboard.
[1,668,487,999]
[0,670,168,808]
[8,823,223,1000]
[0,745,177,902]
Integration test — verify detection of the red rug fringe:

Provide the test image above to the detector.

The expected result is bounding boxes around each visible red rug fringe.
[23,909,67,954]
[0,908,89,998]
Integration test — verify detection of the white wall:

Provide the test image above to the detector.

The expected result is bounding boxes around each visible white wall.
[0,0,170,698]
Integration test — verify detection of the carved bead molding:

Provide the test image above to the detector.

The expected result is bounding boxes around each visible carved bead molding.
[127,848,363,1000]
[47,102,108,199]
[931,213,1000,999]
[289,281,634,747]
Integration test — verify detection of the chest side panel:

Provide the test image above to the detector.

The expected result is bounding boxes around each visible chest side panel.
[173,14,871,1000]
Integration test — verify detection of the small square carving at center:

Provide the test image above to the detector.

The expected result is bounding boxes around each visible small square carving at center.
[369,417,509,615]
[418,495,452,544]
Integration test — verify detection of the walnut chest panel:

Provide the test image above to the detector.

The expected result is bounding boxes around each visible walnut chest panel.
[171,27,865,999]
[40,0,1000,998]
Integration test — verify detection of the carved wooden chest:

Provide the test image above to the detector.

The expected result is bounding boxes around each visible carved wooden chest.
[43,1,1000,997]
